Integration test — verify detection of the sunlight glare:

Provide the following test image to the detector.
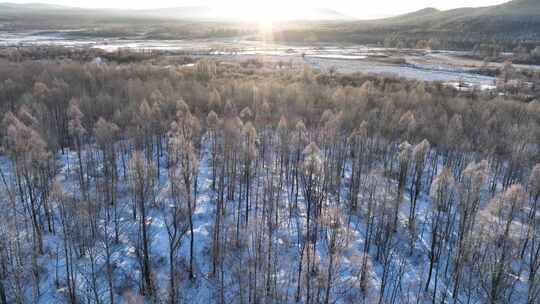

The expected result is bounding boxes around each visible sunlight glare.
[216,1,300,23]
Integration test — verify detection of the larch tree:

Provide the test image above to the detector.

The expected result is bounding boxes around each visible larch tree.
[394,141,412,231]
[3,110,51,260]
[68,98,87,199]
[128,151,158,298]
[477,185,526,303]
[207,110,220,190]
[425,168,456,301]
[298,142,325,304]
[159,146,190,303]
[168,103,201,280]
[50,179,78,304]
[408,139,430,252]
[348,121,368,212]
[453,160,489,298]
[525,164,540,304]
[242,121,257,228]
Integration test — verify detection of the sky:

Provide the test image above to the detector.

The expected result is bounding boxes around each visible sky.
[7,0,512,19]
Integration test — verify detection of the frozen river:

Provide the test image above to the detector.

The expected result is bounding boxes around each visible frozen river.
[0,31,506,88]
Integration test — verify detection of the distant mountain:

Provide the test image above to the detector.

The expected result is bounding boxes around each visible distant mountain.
[367,0,540,34]
[379,7,440,22]
[489,0,540,16]
[286,0,540,47]
[0,2,349,21]
[0,2,79,13]
[127,6,219,20]
[134,6,348,21]
[1,0,540,47]
[304,8,349,20]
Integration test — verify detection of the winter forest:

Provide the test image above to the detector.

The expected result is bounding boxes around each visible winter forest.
[0,54,539,304]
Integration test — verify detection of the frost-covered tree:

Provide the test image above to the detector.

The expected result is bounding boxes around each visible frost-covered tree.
[394,141,412,230]
[68,98,87,198]
[425,168,456,300]
[476,185,526,303]
[128,151,157,298]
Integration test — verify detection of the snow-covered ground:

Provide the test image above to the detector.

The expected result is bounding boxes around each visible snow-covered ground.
[0,134,534,304]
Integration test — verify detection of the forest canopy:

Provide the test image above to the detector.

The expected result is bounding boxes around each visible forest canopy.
[0,49,539,303]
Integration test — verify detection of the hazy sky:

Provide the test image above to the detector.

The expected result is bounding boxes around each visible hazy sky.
[8,0,512,18]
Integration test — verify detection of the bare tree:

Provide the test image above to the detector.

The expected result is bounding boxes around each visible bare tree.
[128,151,157,297]
[68,98,87,199]
[476,185,526,303]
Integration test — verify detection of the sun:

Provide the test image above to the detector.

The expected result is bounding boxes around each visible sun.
[215,2,281,37]
[216,2,287,24]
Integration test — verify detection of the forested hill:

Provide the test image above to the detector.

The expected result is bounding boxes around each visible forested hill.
[2,1,540,47]
[0,3,347,22]
[374,0,540,40]
[276,0,540,48]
